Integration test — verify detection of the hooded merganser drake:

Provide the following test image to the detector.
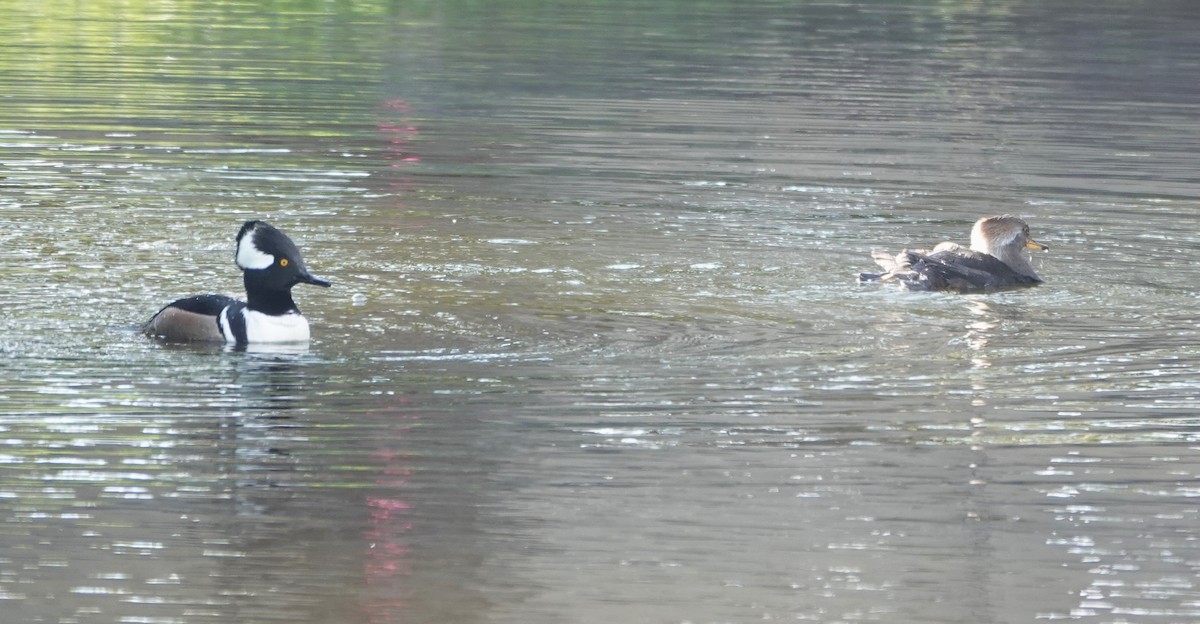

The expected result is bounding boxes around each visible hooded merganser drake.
[144,220,331,343]
[858,215,1049,291]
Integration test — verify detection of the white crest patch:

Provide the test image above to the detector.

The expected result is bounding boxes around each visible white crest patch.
[236,229,275,270]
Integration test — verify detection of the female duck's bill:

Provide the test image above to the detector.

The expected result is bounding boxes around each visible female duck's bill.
[858,215,1048,291]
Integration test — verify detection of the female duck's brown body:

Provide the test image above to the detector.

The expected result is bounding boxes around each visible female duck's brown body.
[859,215,1049,291]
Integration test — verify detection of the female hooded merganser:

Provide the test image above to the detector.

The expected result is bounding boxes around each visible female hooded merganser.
[858,215,1048,291]
[145,220,331,343]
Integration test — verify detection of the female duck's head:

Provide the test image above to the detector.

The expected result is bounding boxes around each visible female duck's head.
[970,215,1048,279]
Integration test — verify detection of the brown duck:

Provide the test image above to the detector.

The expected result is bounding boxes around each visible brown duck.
[858,215,1048,291]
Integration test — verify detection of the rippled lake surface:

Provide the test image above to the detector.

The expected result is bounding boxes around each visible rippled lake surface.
[4,1,1200,622]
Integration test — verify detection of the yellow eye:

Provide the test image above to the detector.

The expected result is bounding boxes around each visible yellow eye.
[279,258,289,267]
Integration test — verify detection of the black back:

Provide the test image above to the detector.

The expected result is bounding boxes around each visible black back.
[159,294,239,317]
[902,248,1040,291]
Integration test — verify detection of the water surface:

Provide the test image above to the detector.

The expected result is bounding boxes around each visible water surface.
[3,1,1200,623]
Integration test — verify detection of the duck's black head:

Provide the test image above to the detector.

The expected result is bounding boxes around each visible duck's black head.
[235,220,331,313]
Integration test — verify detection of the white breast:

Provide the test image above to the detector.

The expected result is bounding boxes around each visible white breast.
[242,310,311,343]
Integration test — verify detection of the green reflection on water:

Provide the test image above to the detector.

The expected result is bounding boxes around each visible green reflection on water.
[0,0,399,142]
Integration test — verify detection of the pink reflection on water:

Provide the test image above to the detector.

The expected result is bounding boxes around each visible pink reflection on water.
[379,98,421,168]
[362,417,416,623]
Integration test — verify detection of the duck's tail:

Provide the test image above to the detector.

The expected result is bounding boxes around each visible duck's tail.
[858,249,911,283]
[858,249,933,288]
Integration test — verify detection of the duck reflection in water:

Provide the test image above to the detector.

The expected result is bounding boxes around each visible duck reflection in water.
[858,215,1049,291]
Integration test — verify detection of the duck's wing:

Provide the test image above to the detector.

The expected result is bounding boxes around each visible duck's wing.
[859,242,951,283]
[869,250,901,272]
[159,294,240,316]
[869,242,960,272]
[144,294,241,342]
[913,248,1041,290]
